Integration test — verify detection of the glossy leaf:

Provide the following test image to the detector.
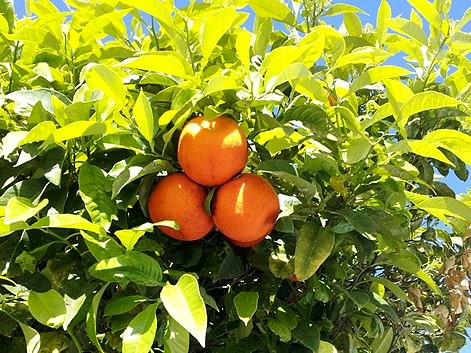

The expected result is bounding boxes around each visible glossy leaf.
[79,164,117,231]
[28,290,66,329]
[104,295,148,316]
[85,64,126,108]
[89,251,162,286]
[295,224,335,281]
[233,291,259,326]
[30,214,106,236]
[161,274,207,347]
[200,7,237,59]
[371,327,393,353]
[248,0,296,25]
[122,303,158,353]
[165,317,190,353]
[423,129,471,165]
[86,284,108,353]
[350,66,410,92]
[133,90,155,151]
[4,197,48,224]
[119,53,190,77]
[407,0,441,30]
[19,323,41,353]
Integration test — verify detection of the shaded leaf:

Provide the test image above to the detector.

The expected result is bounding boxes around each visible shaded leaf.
[122,303,158,353]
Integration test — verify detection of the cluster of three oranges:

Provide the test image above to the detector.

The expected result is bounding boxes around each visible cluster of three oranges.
[147,115,280,247]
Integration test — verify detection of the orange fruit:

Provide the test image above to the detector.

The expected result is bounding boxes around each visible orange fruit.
[147,173,214,241]
[177,115,248,187]
[212,174,279,246]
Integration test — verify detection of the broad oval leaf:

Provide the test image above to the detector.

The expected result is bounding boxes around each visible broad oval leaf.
[371,327,393,353]
[122,303,158,353]
[248,0,296,25]
[4,197,48,224]
[399,92,461,128]
[89,251,162,286]
[294,224,335,281]
[160,274,207,347]
[79,164,117,231]
[28,289,66,329]
[85,64,126,108]
[105,295,148,316]
[423,129,471,165]
[350,65,410,92]
[165,317,189,353]
[233,291,259,326]
[200,7,238,59]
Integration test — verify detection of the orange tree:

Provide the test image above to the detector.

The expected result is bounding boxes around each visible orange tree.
[1,0,471,352]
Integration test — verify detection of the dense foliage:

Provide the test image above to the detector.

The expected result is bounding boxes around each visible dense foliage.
[0,0,471,352]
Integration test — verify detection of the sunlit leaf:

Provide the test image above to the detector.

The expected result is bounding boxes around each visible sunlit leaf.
[200,7,238,59]
[423,129,471,165]
[119,52,190,78]
[122,303,158,353]
[371,327,393,353]
[85,64,126,108]
[161,274,207,347]
[407,0,441,30]
[248,0,296,25]
[133,90,155,151]
[4,197,48,224]
[351,66,410,92]
[28,290,66,329]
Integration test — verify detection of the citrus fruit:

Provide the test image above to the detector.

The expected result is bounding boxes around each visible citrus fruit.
[147,173,213,241]
[212,173,279,246]
[177,115,248,187]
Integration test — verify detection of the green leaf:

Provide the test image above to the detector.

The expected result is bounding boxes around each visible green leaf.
[115,229,146,251]
[369,276,409,302]
[293,321,320,352]
[294,224,335,281]
[165,317,190,353]
[85,64,126,108]
[63,294,87,331]
[160,274,207,347]
[236,29,252,70]
[30,214,106,236]
[334,47,392,68]
[0,219,29,237]
[119,52,190,77]
[233,292,259,326]
[19,322,41,353]
[86,284,108,353]
[399,92,461,128]
[41,121,118,148]
[28,290,66,329]
[133,90,155,151]
[350,66,410,92]
[19,121,56,146]
[268,318,291,342]
[204,76,240,96]
[248,0,296,26]
[112,158,173,199]
[89,251,162,286]
[261,170,320,201]
[376,0,391,44]
[105,295,148,316]
[79,164,117,231]
[407,0,441,30]
[4,197,48,224]
[200,7,238,59]
[387,18,428,45]
[371,327,393,353]
[81,231,125,261]
[342,136,372,164]
[405,191,471,223]
[324,4,367,16]
[122,303,158,353]
[423,129,471,165]
[80,9,130,43]
[267,62,311,92]
[6,88,71,115]
[319,340,338,353]
[0,0,14,32]
[388,140,454,165]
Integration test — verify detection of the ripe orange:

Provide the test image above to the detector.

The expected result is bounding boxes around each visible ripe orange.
[177,115,248,187]
[147,173,214,241]
[212,174,280,247]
